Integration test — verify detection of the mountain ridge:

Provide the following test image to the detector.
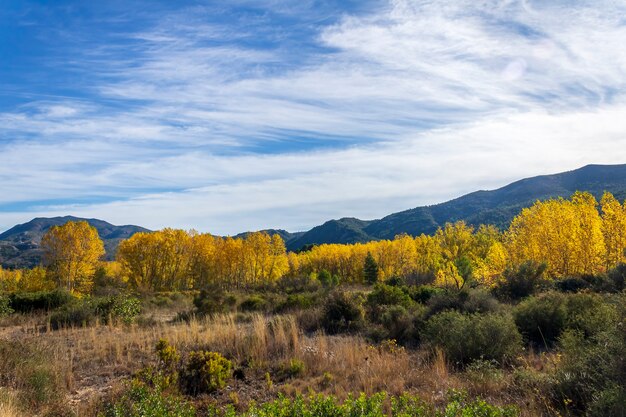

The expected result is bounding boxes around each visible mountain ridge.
[2,163,626,267]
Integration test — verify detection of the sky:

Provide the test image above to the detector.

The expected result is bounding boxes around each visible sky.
[1,0,626,234]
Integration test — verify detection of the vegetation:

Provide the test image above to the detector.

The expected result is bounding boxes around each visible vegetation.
[1,191,626,416]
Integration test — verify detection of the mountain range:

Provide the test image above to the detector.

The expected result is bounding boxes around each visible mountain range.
[1,164,626,268]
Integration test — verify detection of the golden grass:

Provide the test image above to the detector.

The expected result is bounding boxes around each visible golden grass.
[0,313,552,416]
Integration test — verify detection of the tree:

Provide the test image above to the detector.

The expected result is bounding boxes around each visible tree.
[363,251,379,284]
[600,192,626,269]
[41,221,105,293]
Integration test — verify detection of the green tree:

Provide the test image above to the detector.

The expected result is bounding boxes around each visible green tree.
[363,252,379,284]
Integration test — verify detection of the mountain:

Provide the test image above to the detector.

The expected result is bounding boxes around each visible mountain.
[0,216,149,268]
[3,164,626,266]
[285,164,626,250]
[233,229,305,243]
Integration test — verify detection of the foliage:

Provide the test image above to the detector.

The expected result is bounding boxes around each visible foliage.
[0,294,14,317]
[239,294,267,312]
[363,252,380,284]
[118,230,289,291]
[0,340,68,412]
[425,310,522,365]
[321,290,364,334]
[513,292,567,347]
[514,292,617,346]
[493,261,547,300]
[41,220,105,293]
[9,289,74,313]
[179,351,233,395]
[100,380,196,417]
[205,391,518,417]
[98,295,142,324]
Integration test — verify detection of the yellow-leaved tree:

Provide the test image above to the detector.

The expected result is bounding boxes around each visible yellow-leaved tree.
[506,192,604,277]
[600,192,626,269]
[41,221,105,293]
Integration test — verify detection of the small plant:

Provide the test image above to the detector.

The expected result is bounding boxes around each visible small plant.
[285,359,305,377]
[111,295,141,324]
[0,295,14,317]
[425,310,522,365]
[100,379,196,417]
[265,372,273,390]
[321,291,364,334]
[154,339,180,388]
[180,351,232,395]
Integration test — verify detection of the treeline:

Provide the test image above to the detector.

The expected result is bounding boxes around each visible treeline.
[2,191,626,294]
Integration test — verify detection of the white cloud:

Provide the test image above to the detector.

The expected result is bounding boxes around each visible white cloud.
[1,0,626,233]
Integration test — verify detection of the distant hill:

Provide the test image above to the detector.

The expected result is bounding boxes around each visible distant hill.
[3,164,626,266]
[284,164,626,250]
[0,216,149,268]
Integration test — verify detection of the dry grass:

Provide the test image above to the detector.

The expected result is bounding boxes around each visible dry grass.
[0,312,553,416]
[0,391,22,417]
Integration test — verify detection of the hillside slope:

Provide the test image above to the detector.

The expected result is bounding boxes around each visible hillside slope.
[0,216,149,268]
[3,164,626,264]
[287,164,626,249]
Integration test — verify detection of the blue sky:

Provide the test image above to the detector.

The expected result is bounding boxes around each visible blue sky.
[1,0,626,234]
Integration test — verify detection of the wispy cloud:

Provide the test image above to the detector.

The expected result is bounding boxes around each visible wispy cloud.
[1,0,626,233]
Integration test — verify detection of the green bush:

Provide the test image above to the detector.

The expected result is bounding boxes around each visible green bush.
[239,295,266,312]
[366,284,413,312]
[49,302,97,329]
[274,293,317,313]
[9,289,74,313]
[606,263,626,291]
[0,294,14,316]
[179,351,232,395]
[551,296,624,415]
[424,310,522,365]
[193,288,236,316]
[321,291,364,334]
[408,285,444,304]
[100,380,196,417]
[513,292,567,347]
[98,295,142,324]
[514,292,617,347]
[493,261,547,300]
[204,391,518,416]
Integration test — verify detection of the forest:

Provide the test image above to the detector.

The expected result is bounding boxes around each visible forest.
[0,191,624,417]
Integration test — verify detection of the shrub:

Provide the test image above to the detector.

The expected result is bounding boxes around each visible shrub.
[551,297,624,415]
[424,310,522,365]
[513,292,567,347]
[606,262,626,292]
[276,274,321,294]
[239,295,266,312]
[408,285,443,304]
[179,351,232,395]
[49,302,97,329]
[493,261,547,300]
[284,359,305,378]
[275,293,317,313]
[426,290,468,317]
[321,291,364,334]
[100,380,196,417]
[9,289,74,313]
[462,289,501,314]
[0,294,14,317]
[99,295,141,324]
[203,391,518,416]
[514,292,617,347]
[366,284,413,313]
[193,288,236,316]
[563,292,617,338]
